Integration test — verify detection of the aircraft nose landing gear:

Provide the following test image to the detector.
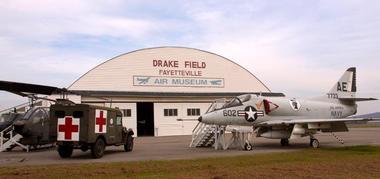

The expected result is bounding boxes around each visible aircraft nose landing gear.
[244,142,253,151]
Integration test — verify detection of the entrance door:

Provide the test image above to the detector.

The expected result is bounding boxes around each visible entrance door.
[136,102,154,136]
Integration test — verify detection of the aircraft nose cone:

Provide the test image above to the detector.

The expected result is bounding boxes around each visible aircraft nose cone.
[198,116,202,122]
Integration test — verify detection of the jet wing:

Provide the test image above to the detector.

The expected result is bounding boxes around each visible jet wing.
[257,118,370,126]
[258,118,373,137]
[339,97,378,102]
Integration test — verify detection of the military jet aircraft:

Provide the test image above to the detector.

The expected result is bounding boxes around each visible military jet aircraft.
[198,67,377,149]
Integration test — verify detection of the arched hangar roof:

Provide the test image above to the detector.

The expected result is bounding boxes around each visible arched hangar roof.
[69,47,271,95]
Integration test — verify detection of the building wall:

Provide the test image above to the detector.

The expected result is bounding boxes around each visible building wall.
[154,103,211,136]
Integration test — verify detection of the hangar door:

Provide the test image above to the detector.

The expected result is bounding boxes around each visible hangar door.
[136,102,154,136]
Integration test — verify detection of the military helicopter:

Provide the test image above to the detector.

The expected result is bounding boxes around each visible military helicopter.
[197,67,377,150]
[0,81,66,151]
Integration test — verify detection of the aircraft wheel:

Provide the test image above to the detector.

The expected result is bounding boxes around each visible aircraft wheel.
[244,142,253,151]
[57,145,73,158]
[280,139,289,146]
[91,138,106,159]
[310,139,320,148]
[124,134,134,152]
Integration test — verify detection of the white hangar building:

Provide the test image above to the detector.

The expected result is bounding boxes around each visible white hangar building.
[67,47,273,137]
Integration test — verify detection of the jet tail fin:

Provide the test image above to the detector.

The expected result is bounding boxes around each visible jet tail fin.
[328,67,357,98]
[327,67,377,102]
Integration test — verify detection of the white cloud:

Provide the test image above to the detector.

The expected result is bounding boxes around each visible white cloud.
[0,0,161,42]
[0,37,101,81]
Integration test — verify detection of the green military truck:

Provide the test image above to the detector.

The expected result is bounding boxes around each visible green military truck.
[49,103,134,158]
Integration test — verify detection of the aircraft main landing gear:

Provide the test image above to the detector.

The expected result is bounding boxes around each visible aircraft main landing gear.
[310,138,320,148]
[280,138,289,146]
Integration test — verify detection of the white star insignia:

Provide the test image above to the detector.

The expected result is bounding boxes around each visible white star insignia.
[246,107,257,120]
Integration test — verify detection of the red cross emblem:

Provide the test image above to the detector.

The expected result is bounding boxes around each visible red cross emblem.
[57,116,79,141]
[95,110,107,133]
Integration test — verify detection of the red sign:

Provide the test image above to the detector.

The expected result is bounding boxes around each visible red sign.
[58,117,79,140]
[95,110,107,133]
[96,111,106,132]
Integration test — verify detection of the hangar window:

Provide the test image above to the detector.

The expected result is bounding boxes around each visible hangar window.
[164,109,178,117]
[123,109,132,117]
[187,108,200,116]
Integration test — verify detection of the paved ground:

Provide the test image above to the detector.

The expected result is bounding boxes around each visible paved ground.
[0,128,379,166]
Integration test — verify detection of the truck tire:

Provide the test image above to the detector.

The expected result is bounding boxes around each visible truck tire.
[58,145,73,158]
[124,134,134,152]
[91,138,106,159]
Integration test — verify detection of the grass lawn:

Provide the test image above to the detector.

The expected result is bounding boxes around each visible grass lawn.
[1,145,380,178]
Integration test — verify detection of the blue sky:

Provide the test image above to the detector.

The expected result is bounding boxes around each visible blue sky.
[0,0,379,114]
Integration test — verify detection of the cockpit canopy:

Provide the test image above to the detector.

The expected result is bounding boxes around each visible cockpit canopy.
[222,94,252,108]
[207,94,253,113]
[22,107,49,124]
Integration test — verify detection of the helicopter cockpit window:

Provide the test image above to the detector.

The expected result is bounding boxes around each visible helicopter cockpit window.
[23,108,35,120]
[222,98,242,108]
[73,111,83,118]
[55,111,65,118]
[31,109,45,124]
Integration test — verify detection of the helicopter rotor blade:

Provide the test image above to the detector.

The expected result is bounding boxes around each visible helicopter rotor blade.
[0,80,67,96]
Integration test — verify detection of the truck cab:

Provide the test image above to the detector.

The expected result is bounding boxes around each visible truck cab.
[50,103,134,158]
